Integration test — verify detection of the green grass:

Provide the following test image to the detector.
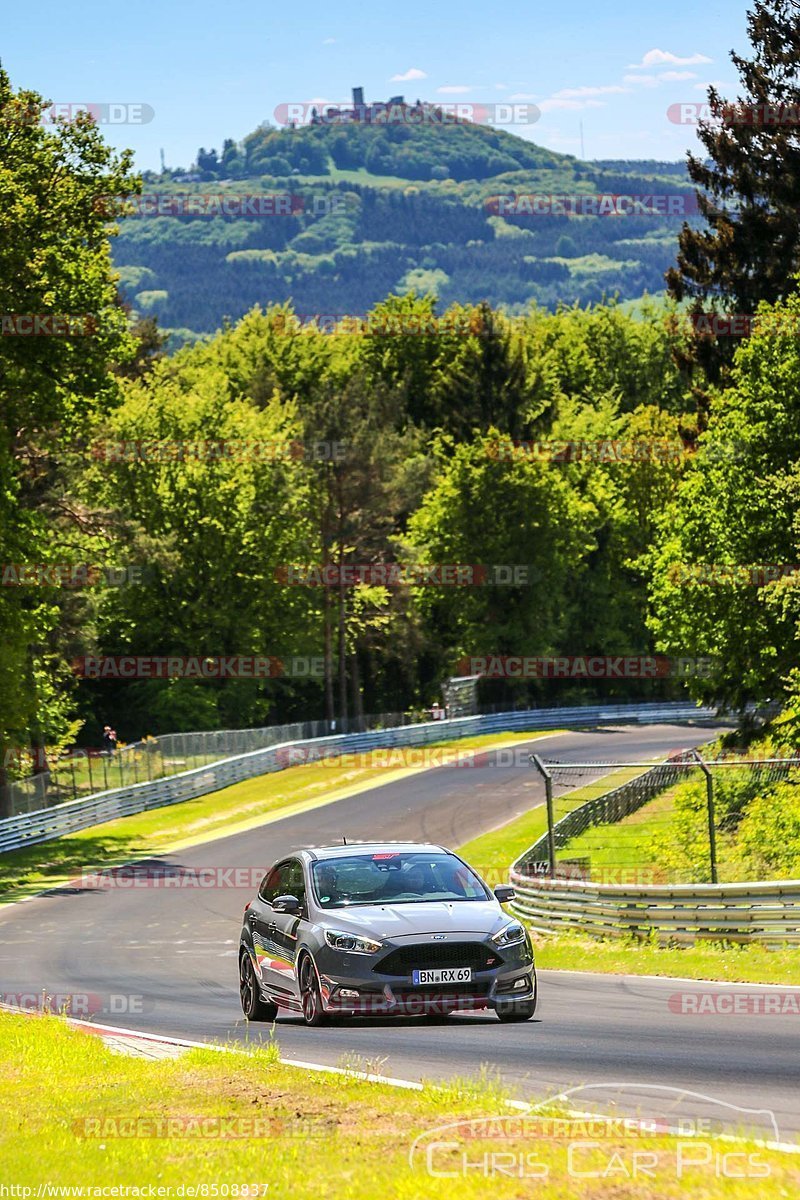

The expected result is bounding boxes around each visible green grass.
[2,1011,796,1196]
[458,764,646,886]
[0,729,559,904]
[532,932,800,985]
[554,780,681,882]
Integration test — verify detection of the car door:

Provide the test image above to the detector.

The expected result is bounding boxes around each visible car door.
[249,861,292,999]
[268,857,307,1002]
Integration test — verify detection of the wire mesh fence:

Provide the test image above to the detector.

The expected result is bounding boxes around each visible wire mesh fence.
[520,751,800,886]
[0,711,413,818]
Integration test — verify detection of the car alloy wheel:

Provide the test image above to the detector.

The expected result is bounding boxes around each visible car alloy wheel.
[300,955,328,1027]
[239,952,277,1022]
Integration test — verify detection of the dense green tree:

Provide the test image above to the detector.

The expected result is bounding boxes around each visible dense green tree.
[0,67,138,807]
[648,292,800,710]
[406,432,595,690]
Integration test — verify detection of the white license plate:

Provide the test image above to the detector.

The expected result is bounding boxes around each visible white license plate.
[412,967,472,985]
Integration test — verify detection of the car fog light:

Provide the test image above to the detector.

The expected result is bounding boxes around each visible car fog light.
[513,977,529,990]
[338,988,359,999]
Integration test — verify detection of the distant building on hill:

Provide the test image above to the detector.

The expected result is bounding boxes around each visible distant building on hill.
[310,87,430,125]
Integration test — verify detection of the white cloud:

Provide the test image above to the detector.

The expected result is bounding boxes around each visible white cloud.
[537,84,625,113]
[629,49,712,69]
[624,74,660,87]
[390,68,427,82]
[437,85,471,94]
[539,97,606,112]
[552,84,628,98]
[509,92,538,101]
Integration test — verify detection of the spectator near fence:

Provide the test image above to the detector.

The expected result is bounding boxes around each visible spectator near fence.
[101,725,117,756]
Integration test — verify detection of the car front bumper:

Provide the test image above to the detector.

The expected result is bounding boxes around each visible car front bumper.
[313,935,536,1016]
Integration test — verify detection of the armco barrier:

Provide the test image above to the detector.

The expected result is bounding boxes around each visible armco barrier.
[509,745,800,946]
[509,874,800,945]
[0,701,716,855]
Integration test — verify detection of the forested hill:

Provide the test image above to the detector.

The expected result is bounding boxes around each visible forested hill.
[112,114,696,342]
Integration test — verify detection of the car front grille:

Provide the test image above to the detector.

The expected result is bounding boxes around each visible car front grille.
[391,984,491,1002]
[376,941,500,975]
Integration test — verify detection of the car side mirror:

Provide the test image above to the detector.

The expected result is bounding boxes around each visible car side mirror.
[272,894,301,914]
[494,884,515,904]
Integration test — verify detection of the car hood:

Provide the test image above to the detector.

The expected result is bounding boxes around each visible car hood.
[317,900,508,938]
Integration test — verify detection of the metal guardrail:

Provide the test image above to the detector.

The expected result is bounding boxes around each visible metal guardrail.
[0,701,716,855]
[510,748,800,945]
[509,874,800,945]
[1,711,413,817]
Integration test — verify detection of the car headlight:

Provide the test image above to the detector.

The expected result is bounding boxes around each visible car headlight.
[324,929,383,954]
[492,921,526,947]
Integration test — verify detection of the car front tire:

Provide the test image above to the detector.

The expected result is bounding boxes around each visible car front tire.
[495,1000,536,1022]
[240,952,278,1022]
[495,973,537,1022]
[299,955,328,1027]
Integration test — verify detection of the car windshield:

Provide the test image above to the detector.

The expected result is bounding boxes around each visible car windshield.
[311,852,490,908]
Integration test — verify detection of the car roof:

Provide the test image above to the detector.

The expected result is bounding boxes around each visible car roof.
[297,841,448,861]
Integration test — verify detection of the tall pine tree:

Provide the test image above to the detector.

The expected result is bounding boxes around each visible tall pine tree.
[667,0,800,382]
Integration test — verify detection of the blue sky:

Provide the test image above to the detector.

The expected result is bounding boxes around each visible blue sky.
[3,0,749,171]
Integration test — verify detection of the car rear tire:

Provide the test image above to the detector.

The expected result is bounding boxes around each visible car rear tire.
[240,952,278,1022]
[299,955,328,1027]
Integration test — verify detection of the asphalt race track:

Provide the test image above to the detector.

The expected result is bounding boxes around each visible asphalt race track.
[3,723,798,1140]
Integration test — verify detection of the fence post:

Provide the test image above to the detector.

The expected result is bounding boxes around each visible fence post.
[530,754,556,879]
[692,750,718,884]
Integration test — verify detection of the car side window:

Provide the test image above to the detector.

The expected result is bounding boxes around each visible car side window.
[258,863,290,904]
[284,859,307,911]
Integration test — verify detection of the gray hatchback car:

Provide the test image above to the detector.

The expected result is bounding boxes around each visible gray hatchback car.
[239,841,537,1025]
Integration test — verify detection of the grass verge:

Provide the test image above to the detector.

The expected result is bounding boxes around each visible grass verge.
[458,764,644,884]
[532,932,800,986]
[1,1011,796,1196]
[0,730,560,904]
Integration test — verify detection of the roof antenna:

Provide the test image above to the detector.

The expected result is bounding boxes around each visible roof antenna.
[342,835,347,845]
